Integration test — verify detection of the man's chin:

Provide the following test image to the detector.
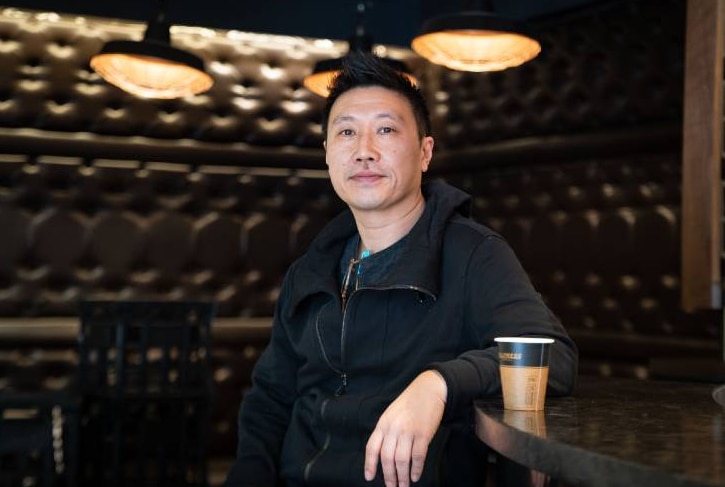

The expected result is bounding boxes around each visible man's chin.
[347,197,387,213]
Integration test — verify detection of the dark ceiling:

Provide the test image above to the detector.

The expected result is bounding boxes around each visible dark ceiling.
[4,0,600,47]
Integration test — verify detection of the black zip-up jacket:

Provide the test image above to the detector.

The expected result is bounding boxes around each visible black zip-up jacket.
[224,181,578,487]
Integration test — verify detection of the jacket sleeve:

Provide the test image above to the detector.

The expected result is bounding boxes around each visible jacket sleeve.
[431,235,579,421]
[224,270,299,487]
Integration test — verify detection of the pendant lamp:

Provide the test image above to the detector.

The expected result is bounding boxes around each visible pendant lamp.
[411,0,541,72]
[90,0,213,99]
[303,2,417,97]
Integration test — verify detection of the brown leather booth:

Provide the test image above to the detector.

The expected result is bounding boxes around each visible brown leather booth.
[0,0,720,479]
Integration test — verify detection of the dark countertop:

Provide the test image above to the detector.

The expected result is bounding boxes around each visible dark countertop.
[475,376,725,487]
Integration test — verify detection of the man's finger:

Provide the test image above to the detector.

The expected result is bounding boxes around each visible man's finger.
[394,435,413,487]
[380,435,399,487]
[365,430,384,481]
[409,437,429,483]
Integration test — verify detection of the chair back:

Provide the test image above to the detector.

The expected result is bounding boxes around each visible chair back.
[0,390,79,487]
[0,401,54,487]
[77,300,216,487]
[78,301,214,397]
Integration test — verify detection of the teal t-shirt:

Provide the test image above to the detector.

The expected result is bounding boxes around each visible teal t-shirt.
[338,233,409,302]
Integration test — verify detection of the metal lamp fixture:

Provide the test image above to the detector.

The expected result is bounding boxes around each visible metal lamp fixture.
[90,0,213,99]
[303,2,417,97]
[411,0,541,72]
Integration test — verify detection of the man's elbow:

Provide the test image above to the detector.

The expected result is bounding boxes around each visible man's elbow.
[548,349,579,396]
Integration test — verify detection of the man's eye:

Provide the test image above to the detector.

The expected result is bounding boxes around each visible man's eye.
[340,129,354,136]
[379,127,395,134]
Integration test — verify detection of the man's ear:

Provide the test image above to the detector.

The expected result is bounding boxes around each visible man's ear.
[421,136,434,172]
[323,140,327,151]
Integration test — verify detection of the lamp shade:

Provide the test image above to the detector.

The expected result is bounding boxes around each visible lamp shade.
[303,55,417,98]
[91,39,213,99]
[303,57,346,99]
[302,5,417,98]
[411,11,541,72]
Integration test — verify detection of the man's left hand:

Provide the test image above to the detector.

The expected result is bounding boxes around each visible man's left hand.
[364,370,447,487]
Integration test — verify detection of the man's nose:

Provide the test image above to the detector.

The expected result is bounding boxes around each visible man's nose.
[354,133,378,162]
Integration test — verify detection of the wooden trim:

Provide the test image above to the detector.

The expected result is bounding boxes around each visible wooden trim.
[681,0,724,311]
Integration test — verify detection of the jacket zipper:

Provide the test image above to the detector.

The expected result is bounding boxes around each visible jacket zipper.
[303,397,331,482]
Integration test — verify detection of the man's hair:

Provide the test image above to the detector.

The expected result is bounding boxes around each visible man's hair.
[321,52,432,140]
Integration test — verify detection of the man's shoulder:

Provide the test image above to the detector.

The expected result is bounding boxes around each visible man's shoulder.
[446,213,502,242]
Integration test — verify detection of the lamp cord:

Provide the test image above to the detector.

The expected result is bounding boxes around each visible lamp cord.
[157,0,169,19]
[355,2,368,37]
[143,0,171,43]
[348,1,373,53]
[467,0,494,11]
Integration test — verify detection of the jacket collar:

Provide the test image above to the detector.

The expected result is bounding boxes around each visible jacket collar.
[283,181,471,318]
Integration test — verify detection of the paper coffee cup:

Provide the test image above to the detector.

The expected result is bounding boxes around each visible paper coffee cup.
[495,337,554,411]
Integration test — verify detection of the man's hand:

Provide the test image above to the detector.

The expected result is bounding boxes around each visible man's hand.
[364,370,447,487]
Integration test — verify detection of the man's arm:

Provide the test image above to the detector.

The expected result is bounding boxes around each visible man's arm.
[224,275,299,487]
[364,235,578,487]
[435,235,578,421]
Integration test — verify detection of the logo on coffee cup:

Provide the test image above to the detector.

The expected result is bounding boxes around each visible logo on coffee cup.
[499,352,522,362]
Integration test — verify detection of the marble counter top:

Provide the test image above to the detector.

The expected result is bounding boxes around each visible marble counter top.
[475,376,724,487]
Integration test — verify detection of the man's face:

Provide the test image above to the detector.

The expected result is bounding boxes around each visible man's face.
[324,86,434,220]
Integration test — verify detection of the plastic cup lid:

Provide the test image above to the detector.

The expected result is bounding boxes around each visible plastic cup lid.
[494,337,555,344]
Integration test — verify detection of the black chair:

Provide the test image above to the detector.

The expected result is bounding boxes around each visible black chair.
[77,300,216,487]
[0,391,79,487]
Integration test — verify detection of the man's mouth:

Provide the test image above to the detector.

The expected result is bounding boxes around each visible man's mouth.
[350,172,383,183]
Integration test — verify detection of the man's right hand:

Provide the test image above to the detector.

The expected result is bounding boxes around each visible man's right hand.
[364,370,447,487]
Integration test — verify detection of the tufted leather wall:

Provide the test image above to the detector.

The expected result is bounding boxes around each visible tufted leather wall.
[0,154,345,317]
[439,143,720,378]
[0,0,719,475]
[426,0,686,150]
[0,0,685,159]
[0,7,422,165]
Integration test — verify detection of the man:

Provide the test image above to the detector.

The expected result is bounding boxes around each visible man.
[224,52,578,487]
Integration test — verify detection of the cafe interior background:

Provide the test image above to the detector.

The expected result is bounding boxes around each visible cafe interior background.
[0,0,722,485]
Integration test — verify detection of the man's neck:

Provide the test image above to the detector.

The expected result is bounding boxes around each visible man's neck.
[352,195,426,254]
